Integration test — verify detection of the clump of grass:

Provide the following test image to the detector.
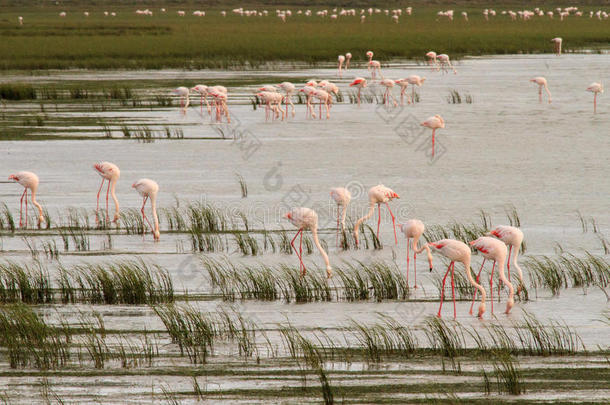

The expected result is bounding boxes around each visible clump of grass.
[0,261,52,304]
[58,228,90,251]
[0,203,16,232]
[0,83,36,100]
[336,260,409,301]
[491,352,523,395]
[424,316,463,372]
[236,173,248,198]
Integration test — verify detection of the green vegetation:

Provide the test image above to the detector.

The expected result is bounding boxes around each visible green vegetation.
[0,6,608,70]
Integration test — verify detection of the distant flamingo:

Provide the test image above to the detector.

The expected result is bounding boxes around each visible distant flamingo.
[426,51,439,71]
[285,207,332,278]
[190,85,210,114]
[530,77,552,103]
[257,91,285,121]
[338,55,345,77]
[93,162,120,224]
[354,185,399,246]
[330,187,351,246]
[312,88,332,119]
[277,82,296,118]
[345,52,352,69]
[209,87,230,123]
[438,54,457,74]
[318,80,339,100]
[380,79,398,106]
[587,82,603,113]
[551,37,562,55]
[300,86,317,119]
[132,179,160,241]
[349,77,367,106]
[470,237,515,315]
[173,87,190,115]
[8,171,44,228]
[365,51,382,80]
[428,239,487,318]
[395,79,410,105]
[407,75,426,103]
[421,115,445,157]
[399,220,433,288]
[487,225,525,293]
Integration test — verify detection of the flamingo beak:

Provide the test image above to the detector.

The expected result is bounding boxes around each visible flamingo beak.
[284,213,292,219]
[469,240,476,245]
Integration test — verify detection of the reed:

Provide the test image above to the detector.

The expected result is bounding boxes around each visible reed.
[0,261,52,304]
[0,203,16,232]
[236,173,248,198]
[424,316,464,372]
[491,352,523,395]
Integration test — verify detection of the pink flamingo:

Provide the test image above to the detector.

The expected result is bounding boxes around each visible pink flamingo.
[132,178,160,241]
[407,75,426,103]
[487,225,525,293]
[312,89,332,119]
[190,85,210,114]
[300,86,317,119]
[330,187,351,246]
[395,78,409,105]
[399,220,433,288]
[338,55,345,77]
[470,237,515,316]
[380,79,398,106]
[173,87,190,115]
[587,82,603,113]
[428,239,487,319]
[349,77,367,106]
[285,207,332,278]
[345,52,352,69]
[209,87,230,123]
[277,82,296,118]
[420,115,445,157]
[93,162,120,224]
[257,91,285,121]
[8,171,44,228]
[353,185,399,246]
[366,51,382,79]
[530,77,552,103]
[438,54,457,74]
[426,51,439,71]
[551,37,562,55]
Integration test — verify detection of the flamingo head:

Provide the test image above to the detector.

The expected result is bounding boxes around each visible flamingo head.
[284,212,292,220]
[366,51,373,58]
[346,52,352,59]
[8,174,18,181]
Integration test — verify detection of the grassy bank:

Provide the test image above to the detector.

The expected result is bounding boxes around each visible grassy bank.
[0,6,608,70]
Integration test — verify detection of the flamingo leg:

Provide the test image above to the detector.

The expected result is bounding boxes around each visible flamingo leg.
[507,245,512,281]
[451,262,456,319]
[594,93,597,114]
[290,229,305,275]
[406,237,410,287]
[432,129,436,157]
[19,188,26,228]
[385,202,398,244]
[411,87,415,104]
[105,180,111,222]
[437,262,453,317]
[141,196,153,236]
[336,209,340,248]
[489,261,496,315]
[95,178,105,224]
[376,203,381,238]
[357,88,361,106]
[414,251,417,288]
[539,87,542,103]
[470,259,486,315]
[299,230,304,275]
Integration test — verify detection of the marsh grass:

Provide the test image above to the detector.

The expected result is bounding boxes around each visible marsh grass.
[491,353,523,395]
[446,89,473,104]
[335,260,409,301]
[0,261,52,304]
[236,173,248,198]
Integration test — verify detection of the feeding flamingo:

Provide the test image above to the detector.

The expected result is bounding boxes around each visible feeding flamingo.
[380,79,398,106]
[132,178,160,241]
[285,207,332,278]
[353,185,399,246]
[312,88,332,119]
[93,162,120,224]
[8,171,44,229]
[428,239,487,319]
[338,55,345,77]
[530,77,552,103]
[257,91,285,121]
[426,51,439,71]
[399,220,434,288]
[586,82,603,113]
[349,77,367,106]
[406,75,426,103]
[345,52,352,69]
[277,82,296,118]
[209,86,230,123]
[330,187,351,247]
[190,85,211,114]
[470,237,515,315]
[420,115,445,157]
[487,225,525,293]
[300,86,317,119]
[438,54,457,74]
[173,87,190,115]
[395,79,410,105]
[551,37,562,55]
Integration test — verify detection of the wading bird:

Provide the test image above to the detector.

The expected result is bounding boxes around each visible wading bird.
[470,237,515,315]
[277,82,296,118]
[354,185,399,246]
[380,79,398,106]
[8,171,44,228]
[190,85,210,114]
[330,187,351,246]
[407,75,426,103]
[345,52,352,69]
[399,220,434,288]
[421,115,445,157]
[338,55,345,77]
[93,162,120,224]
[587,82,603,113]
[551,37,562,55]
[426,51,439,71]
[132,179,160,241]
[349,77,367,106]
[530,77,552,103]
[438,54,457,74]
[487,225,525,293]
[428,239,487,318]
[285,207,332,278]
[173,87,190,115]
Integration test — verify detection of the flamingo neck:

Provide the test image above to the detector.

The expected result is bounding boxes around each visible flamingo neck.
[353,202,376,244]
[311,227,331,271]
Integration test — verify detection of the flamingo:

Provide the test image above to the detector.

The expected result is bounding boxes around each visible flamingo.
[426,51,439,71]
[190,85,211,114]
[330,187,351,247]
[353,185,399,246]
[257,91,285,121]
[18,16,23,25]
[420,115,445,157]
[132,179,160,241]
[587,82,603,113]
[399,220,433,288]
[312,89,332,119]
[345,52,352,69]
[209,88,230,123]
[470,237,515,316]
[173,87,190,114]
[299,86,317,119]
[551,37,562,55]
[438,54,457,74]
[407,75,426,103]
[285,207,332,278]
[93,162,120,224]
[530,77,552,103]
[318,80,339,99]
[349,77,367,106]
[277,82,296,118]
[366,51,382,79]
[487,225,525,293]
[8,171,44,229]
[428,239,487,319]
[338,55,345,77]
[395,78,410,105]
[380,79,398,106]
